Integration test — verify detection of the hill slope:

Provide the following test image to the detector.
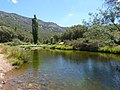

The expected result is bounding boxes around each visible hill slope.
[0,11,65,42]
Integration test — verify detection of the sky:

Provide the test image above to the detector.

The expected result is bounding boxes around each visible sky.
[0,0,105,26]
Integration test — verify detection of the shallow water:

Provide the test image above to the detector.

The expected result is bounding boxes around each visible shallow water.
[8,50,120,90]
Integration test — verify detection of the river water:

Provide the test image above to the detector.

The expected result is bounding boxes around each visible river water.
[7,50,120,90]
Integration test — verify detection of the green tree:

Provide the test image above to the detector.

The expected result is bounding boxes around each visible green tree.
[60,25,87,40]
[82,0,120,31]
[32,15,38,44]
[103,0,120,30]
[53,35,59,43]
[50,37,54,44]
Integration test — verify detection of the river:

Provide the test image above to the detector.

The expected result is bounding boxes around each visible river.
[6,50,120,90]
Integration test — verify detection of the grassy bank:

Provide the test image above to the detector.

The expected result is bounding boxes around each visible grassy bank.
[43,45,73,50]
[48,45,120,54]
[0,44,30,66]
[99,46,120,54]
[19,44,120,54]
[20,44,74,50]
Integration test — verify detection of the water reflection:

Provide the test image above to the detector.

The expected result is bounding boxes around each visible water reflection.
[32,50,40,76]
[33,50,120,90]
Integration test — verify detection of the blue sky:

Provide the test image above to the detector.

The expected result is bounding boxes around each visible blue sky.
[0,0,104,26]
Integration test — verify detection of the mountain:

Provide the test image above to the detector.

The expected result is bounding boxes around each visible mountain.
[0,11,66,42]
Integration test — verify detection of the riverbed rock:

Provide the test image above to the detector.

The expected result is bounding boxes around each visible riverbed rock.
[1,80,6,84]
[0,72,5,79]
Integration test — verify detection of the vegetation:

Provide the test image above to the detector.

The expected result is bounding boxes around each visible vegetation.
[0,26,14,42]
[104,0,120,30]
[0,0,120,54]
[60,25,87,40]
[0,11,65,43]
[5,39,29,46]
[0,44,30,66]
[48,45,73,50]
[0,26,32,43]
[49,0,120,53]
[19,44,73,51]
[99,46,120,54]
[32,15,38,44]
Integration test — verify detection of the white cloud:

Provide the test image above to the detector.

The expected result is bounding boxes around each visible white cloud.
[117,0,120,2]
[118,0,120,2]
[68,13,73,17]
[10,0,18,4]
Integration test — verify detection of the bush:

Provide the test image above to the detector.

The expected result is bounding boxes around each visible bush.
[65,39,99,51]
[5,39,28,46]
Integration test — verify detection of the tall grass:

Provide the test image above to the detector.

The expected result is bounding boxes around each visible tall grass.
[99,46,120,54]
[0,45,30,66]
[55,45,73,50]
[41,45,74,50]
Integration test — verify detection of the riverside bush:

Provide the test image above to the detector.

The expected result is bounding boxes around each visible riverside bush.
[5,39,28,46]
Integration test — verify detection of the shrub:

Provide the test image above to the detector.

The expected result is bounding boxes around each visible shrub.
[65,39,99,51]
[5,39,28,46]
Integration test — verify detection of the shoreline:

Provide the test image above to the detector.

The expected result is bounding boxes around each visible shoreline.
[0,54,13,73]
[19,44,120,54]
[0,54,15,89]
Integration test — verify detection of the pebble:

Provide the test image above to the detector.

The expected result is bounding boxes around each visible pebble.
[0,72,5,79]
[0,84,3,89]
[1,80,6,84]
[17,80,23,84]
[28,83,33,88]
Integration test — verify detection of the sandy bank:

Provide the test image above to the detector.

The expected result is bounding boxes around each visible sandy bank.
[0,54,13,73]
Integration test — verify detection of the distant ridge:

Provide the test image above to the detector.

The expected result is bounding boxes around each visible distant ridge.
[0,11,66,42]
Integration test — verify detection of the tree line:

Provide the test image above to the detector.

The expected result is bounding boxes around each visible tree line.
[50,0,120,51]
